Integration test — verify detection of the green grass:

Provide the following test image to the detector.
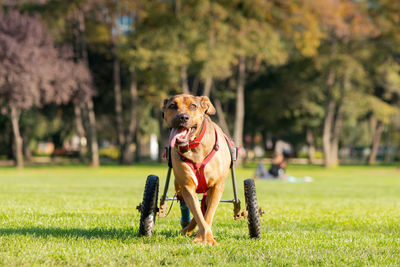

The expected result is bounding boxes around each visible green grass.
[0,164,399,266]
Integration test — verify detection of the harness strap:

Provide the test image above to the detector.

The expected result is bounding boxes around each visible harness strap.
[177,125,219,194]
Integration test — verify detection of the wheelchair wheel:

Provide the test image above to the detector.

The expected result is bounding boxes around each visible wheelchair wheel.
[244,179,261,239]
[139,175,159,237]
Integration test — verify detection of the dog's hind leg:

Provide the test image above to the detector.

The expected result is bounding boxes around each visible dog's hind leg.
[181,218,197,235]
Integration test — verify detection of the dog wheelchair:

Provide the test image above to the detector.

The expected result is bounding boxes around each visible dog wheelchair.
[136,145,263,239]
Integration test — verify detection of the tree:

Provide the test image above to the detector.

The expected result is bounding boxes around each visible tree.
[297,0,377,167]
[70,1,100,167]
[99,0,144,164]
[226,1,288,152]
[246,57,324,156]
[0,9,93,167]
[365,0,400,164]
[24,0,102,167]
[1,10,55,167]
[367,60,400,164]
[70,60,99,167]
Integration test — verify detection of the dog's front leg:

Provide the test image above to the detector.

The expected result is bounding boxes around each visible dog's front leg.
[181,186,217,245]
[181,182,223,236]
[204,182,224,229]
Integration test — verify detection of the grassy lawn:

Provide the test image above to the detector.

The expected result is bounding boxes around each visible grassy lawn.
[0,164,399,266]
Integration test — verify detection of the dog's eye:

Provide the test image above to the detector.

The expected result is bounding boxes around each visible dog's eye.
[168,103,177,109]
[189,104,197,111]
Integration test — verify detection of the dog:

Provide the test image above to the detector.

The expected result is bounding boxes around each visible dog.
[162,94,232,245]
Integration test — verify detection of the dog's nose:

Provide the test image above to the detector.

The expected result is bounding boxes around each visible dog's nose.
[179,113,189,122]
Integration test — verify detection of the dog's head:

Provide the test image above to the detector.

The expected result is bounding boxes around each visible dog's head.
[162,94,216,147]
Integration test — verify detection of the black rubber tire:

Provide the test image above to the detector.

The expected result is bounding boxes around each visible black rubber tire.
[244,179,261,239]
[139,175,159,237]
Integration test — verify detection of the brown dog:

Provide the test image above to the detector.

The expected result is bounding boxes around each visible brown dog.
[162,94,231,245]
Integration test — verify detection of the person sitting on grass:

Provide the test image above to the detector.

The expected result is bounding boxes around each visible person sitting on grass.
[254,152,312,182]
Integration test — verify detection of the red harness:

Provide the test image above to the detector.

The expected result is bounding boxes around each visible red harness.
[176,120,219,194]
[171,119,237,214]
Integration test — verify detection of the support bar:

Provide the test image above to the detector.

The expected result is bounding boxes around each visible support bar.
[159,165,172,218]
[165,197,234,203]
[231,165,239,204]
[161,167,172,201]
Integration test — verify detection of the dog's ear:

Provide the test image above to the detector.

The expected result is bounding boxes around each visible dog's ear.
[199,96,216,115]
[161,98,170,118]
[162,98,171,112]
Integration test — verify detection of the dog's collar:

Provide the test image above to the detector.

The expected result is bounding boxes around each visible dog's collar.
[176,119,207,152]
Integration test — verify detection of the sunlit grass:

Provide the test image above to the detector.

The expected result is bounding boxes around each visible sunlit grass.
[0,164,399,265]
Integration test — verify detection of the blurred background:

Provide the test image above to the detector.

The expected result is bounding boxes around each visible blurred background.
[0,0,399,168]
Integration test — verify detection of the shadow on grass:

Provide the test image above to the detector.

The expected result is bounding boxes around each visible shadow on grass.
[157,229,181,238]
[0,227,140,240]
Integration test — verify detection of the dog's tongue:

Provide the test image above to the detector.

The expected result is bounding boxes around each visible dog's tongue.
[169,128,190,147]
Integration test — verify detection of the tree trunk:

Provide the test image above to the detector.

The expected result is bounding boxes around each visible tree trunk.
[211,85,229,135]
[74,102,86,162]
[10,105,23,168]
[191,76,200,95]
[121,67,138,164]
[174,0,190,95]
[203,14,215,98]
[203,77,212,97]
[78,8,99,167]
[22,132,31,162]
[234,55,246,149]
[368,120,384,165]
[330,98,345,167]
[77,9,88,60]
[323,93,335,168]
[72,9,85,163]
[306,127,315,164]
[86,99,99,167]
[111,29,125,158]
[181,65,190,95]
[329,76,348,167]
[214,97,230,135]
[322,68,336,168]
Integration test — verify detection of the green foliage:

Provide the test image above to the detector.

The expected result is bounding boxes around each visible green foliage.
[376,59,400,96]
[247,58,324,140]
[99,146,120,160]
[2,0,400,164]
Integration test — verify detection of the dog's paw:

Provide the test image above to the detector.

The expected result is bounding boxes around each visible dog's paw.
[181,227,195,236]
[193,230,218,246]
[181,219,197,236]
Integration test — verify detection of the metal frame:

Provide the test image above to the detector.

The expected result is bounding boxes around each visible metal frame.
[159,145,246,220]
